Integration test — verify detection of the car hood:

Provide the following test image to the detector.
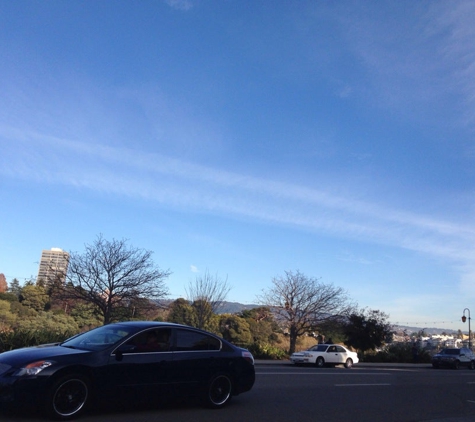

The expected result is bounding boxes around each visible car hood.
[291,352,307,357]
[0,344,91,367]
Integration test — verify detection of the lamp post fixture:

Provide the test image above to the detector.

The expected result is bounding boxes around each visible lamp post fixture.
[462,308,471,349]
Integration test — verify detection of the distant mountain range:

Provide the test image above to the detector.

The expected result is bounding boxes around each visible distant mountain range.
[156,299,259,314]
[215,301,260,314]
[216,303,458,334]
[162,300,457,334]
[392,325,457,336]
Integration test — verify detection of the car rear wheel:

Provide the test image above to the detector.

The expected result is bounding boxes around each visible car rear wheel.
[344,358,353,368]
[46,374,90,420]
[204,374,233,409]
[453,360,460,370]
[315,357,325,368]
[470,361,475,370]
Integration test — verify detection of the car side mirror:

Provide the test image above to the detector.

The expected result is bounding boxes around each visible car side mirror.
[114,343,136,361]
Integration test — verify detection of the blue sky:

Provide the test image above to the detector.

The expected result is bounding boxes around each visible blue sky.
[1,0,475,330]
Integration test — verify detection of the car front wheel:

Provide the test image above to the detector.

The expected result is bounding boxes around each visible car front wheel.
[46,374,90,420]
[315,357,325,368]
[204,373,233,408]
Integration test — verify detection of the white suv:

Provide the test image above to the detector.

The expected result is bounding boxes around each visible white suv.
[432,347,475,369]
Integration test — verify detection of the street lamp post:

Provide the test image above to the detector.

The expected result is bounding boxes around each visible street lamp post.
[462,308,471,349]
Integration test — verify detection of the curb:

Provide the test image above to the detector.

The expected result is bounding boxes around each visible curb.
[254,360,432,368]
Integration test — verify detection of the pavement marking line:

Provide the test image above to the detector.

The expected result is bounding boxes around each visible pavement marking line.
[335,383,391,387]
[256,372,391,376]
[467,400,475,404]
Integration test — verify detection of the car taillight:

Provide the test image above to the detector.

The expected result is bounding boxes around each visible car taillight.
[242,351,254,365]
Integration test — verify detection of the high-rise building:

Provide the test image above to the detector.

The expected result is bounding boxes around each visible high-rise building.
[37,248,70,285]
[0,273,7,293]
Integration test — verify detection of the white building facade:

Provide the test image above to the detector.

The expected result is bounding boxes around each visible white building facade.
[37,248,70,285]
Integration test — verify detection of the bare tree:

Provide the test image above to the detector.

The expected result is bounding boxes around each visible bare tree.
[257,270,354,354]
[63,235,170,324]
[185,270,231,330]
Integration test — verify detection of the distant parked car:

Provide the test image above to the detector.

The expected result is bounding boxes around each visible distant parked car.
[0,321,255,419]
[432,347,475,369]
[290,344,358,368]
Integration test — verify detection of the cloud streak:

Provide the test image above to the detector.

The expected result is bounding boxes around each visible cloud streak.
[2,129,474,273]
[333,0,475,129]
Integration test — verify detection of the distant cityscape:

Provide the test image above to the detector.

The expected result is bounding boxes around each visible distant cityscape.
[0,247,69,292]
[0,248,467,343]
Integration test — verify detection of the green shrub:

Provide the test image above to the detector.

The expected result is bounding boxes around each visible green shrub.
[362,343,431,363]
[0,328,77,352]
[247,342,288,360]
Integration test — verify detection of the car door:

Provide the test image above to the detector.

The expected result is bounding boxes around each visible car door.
[325,345,341,364]
[459,348,471,366]
[169,328,223,395]
[335,346,350,364]
[105,328,173,399]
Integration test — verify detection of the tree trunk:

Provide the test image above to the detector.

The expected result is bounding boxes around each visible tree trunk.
[289,325,298,355]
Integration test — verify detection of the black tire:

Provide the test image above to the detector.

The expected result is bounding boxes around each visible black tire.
[453,360,460,370]
[432,363,439,369]
[315,357,325,368]
[46,374,90,420]
[470,361,475,370]
[344,358,353,369]
[204,374,233,409]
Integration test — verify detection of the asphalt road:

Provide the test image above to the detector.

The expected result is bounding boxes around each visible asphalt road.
[3,362,475,422]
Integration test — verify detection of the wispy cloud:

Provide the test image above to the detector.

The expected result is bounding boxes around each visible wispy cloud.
[164,0,193,12]
[1,131,474,274]
[429,1,475,126]
[334,0,475,129]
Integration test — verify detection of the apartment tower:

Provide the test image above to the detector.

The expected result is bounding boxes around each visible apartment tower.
[37,247,70,285]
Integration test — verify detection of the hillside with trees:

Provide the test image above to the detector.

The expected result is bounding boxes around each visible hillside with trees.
[1,235,406,361]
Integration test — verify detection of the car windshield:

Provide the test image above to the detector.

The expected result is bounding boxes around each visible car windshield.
[61,325,134,351]
[441,349,460,355]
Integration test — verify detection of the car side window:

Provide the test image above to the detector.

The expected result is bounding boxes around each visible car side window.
[327,346,337,352]
[175,329,221,351]
[127,329,171,353]
[335,346,345,353]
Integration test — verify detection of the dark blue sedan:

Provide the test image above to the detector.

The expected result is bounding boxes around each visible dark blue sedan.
[0,321,255,419]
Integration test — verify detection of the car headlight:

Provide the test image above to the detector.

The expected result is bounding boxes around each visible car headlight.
[14,360,53,376]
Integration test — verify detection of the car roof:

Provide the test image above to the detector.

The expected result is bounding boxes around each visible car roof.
[111,321,180,327]
[108,321,224,336]
[109,321,199,330]
[319,344,344,347]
